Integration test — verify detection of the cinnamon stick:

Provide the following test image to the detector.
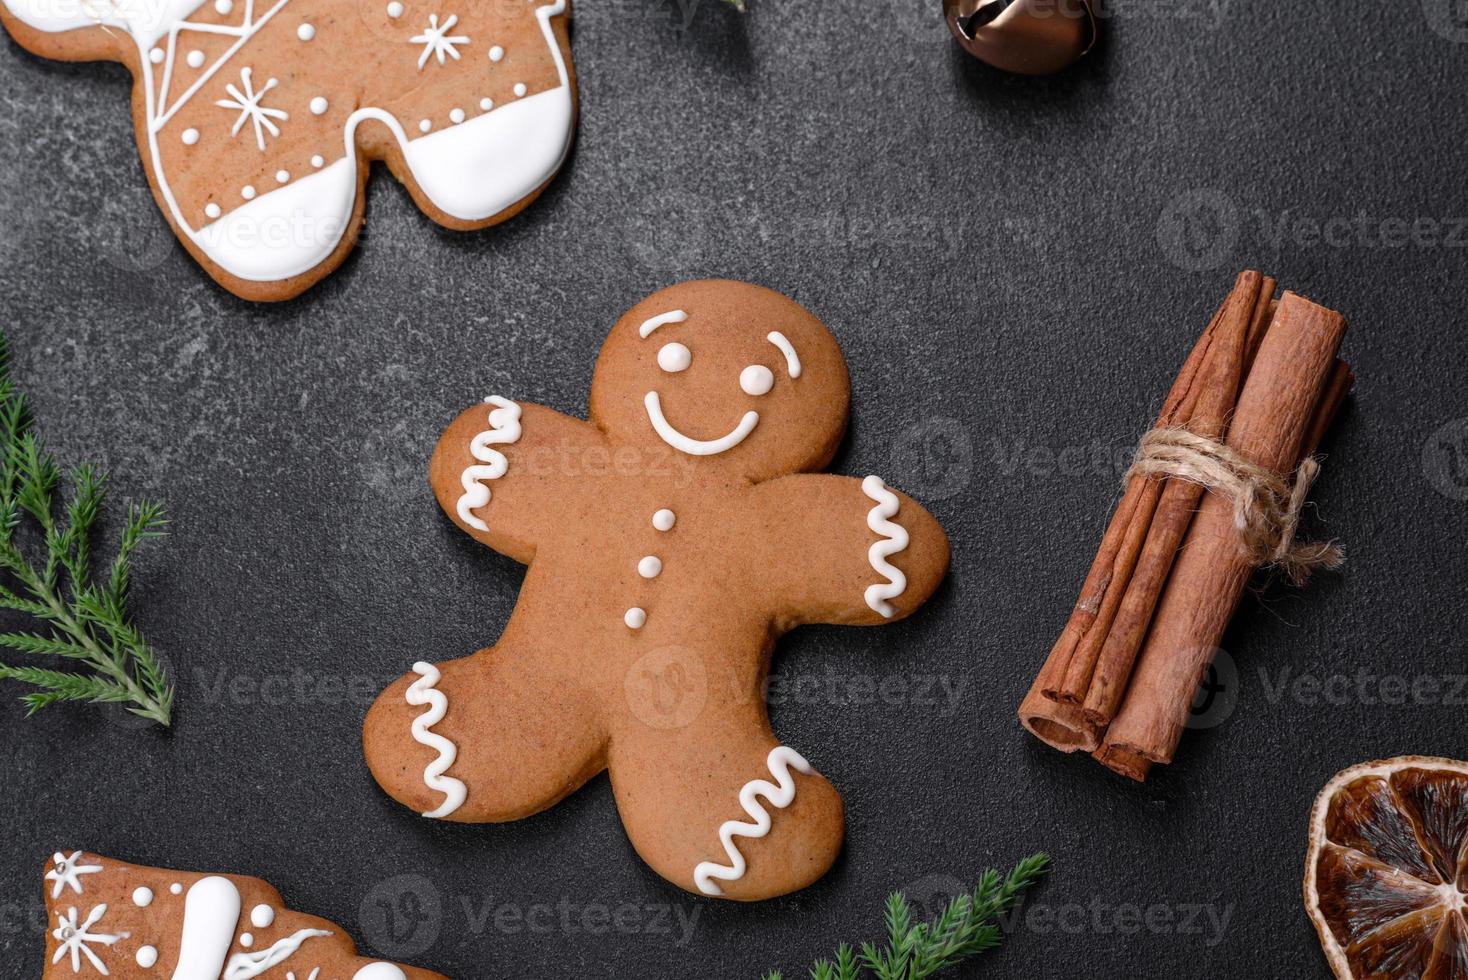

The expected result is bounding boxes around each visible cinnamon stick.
[1095,292,1348,776]
[1018,286,1236,751]
[1093,353,1352,783]
[1055,272,1257,708]
[1079,272,1259,730]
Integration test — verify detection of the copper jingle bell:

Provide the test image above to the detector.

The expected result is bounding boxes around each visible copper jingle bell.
[944,0,1098,75]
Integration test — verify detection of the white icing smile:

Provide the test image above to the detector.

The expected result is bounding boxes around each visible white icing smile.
[644,391,758,457]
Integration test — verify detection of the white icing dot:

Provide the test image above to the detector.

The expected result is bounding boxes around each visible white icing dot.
[275,170,289,183]
[419,119,431,133]
[310,96,328,115]
[240,932,253,948]
[311,154,325,168]
[169,883,183,895]
[449,107,465,124]
[513,82,527,97]
[186,49,205,68]
[250,904,276,928]
[740,364,775,396]
[241,185,256,200]
[657,342,691,373]
[479,97,493,111]
[181,128,199,145]
[214,0,232,12]
[488,45,504,62]
[653,509,676,531]
[136,945,159,968]
[204,203,222,219]
[132,887,154,908]
[638,556,662,579]
[148,47,164,63]
[296,22,315,40]
[625,607,647,629]
[386,0,403,15]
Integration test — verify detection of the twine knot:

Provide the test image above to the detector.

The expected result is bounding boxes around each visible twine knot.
[1125,427,1344,585]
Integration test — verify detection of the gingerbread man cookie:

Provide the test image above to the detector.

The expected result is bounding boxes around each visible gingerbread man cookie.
[0,0,575,300]
[39,851,446,978]
[363,280,951,901]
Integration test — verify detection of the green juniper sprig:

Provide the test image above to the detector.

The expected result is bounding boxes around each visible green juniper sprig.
[762,854,1050,980]
[0,334,173,725]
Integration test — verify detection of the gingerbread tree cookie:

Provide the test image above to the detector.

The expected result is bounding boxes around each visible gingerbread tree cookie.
[363,280,952,901]
[39,851,447,978]
[0,0,575,300]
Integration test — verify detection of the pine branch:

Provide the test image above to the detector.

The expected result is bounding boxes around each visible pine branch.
[0,336,174,726]
[762,855,1050,980]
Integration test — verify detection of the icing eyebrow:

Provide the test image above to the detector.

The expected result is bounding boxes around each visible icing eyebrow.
[767,331,802,378]
[639,309,688,338]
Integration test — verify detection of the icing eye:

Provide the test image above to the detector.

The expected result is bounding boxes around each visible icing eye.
[740,365,775,396]
[658,342,692,373]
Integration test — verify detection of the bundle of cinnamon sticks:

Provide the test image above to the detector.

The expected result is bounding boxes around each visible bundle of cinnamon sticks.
[1019,271,1353,781]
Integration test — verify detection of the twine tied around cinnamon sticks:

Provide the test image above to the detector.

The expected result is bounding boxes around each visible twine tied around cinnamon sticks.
[1019,271,1354,781]
[1125,427,1343,586]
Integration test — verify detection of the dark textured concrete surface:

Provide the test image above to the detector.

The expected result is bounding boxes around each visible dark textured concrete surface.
[2,0,1467,977]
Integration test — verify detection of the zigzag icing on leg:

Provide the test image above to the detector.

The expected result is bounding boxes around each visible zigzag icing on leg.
[693,747,815,897]
[456,396,522,533]
[405,662,467,820]
[861,475,909,617]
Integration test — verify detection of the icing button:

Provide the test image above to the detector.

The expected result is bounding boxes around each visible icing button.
[136,945,159,968]
[625,607,647,629]
[653,509,676,531]
[638,556,662,579]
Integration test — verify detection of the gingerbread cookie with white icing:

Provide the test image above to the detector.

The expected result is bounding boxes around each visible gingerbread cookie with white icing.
[362,279,951,901]
[39,851,447,978]
[0,0,575,300]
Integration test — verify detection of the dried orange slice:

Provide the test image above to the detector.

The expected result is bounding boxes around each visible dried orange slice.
[1305,757,1468,979]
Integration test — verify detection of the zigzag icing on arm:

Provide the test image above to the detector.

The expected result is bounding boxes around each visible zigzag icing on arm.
[693,747,815,897]
[405,662,468,820]
[456,396,523,533]
[861,475,910,618]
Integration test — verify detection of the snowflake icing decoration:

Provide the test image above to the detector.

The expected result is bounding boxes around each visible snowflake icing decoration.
[215,67,290,151]
[52,904,125,975]
[411,13,469,70]
[46,852,102,899]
